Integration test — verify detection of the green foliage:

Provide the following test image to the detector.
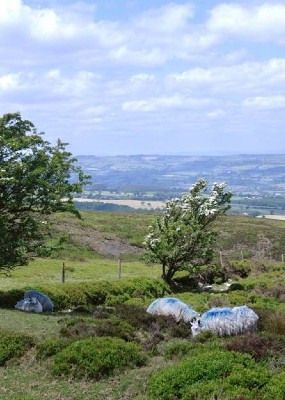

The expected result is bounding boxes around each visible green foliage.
[36,338,73,359]
[14,397,38,400]
[182,378,255,400]
[163,340,196,360]
[0,329,34,365]
[0,112,90,272]
[59,316,135,341]
[52,337,147,379]
[30,278,169,311]
[144,179,231,283]
[229,282,245,291]
[0,289,25,308]
[147,350,254,400]
[262,372,285,400]
[226,259,252,278]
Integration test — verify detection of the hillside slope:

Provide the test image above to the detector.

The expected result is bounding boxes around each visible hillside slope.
[49,211,285,262]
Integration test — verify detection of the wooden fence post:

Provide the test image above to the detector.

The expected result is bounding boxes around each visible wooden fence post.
[219,251,224,268]
[117,256,122,279]
[62,262,65,283]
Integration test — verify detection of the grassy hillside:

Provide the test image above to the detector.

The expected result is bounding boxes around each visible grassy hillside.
[1,210,285,400]
[48,211,285,262]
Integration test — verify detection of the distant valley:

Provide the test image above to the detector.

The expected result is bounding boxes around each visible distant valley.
[75,154,285,216]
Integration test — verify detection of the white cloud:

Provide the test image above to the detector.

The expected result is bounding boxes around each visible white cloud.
[208,3,285,44]
[134,3,194,33]
[122,95,213,112]
[206,109,226,119]
[168,59,285,93]
[243,95,285,109]
[0,73,19,90]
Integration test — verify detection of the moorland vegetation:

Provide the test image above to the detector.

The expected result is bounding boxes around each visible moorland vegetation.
[1,210,285,400]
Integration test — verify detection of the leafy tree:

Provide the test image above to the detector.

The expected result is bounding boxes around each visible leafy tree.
[0,112,90,273]
[143,179,232,283]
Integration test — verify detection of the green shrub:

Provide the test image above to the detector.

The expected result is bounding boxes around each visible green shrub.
[226,260,252,278]
[226,365,271,389]
[229,282,245,291]
[52,336,147,379]
[181,379,255,400]
[105,293,131,306]
[36,338,73,359]
[163,340,195,360]
[262,371,285,399]
[0,330,34,365]
[60,316,135,341]
[0,289,25,308]
[147,350,255,400]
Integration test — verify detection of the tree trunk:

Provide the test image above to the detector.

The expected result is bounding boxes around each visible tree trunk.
[161,263,166,280]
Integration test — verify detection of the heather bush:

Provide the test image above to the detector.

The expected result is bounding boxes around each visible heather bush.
[53,337,147,379]
[60,315,135,341]
[0,330,34,365]
[113,304,156,330]
[257,310,285,335]
[207,295,230,308]
[225,333,284,361]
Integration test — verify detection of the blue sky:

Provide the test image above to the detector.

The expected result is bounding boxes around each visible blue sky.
[1,0,285,156]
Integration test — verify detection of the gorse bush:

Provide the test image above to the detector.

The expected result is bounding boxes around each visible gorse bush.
[52,336,147,379]
[0,330,34,365]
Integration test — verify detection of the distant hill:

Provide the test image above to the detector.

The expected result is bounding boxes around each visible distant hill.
[76,154,285,196]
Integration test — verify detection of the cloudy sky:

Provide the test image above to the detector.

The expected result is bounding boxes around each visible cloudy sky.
[1,0,285,156]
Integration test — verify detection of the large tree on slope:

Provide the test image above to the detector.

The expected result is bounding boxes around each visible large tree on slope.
[0,112,89,273]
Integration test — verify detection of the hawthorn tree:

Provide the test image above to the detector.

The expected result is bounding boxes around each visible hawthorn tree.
[0,112,90,273]
[143,179,232,283]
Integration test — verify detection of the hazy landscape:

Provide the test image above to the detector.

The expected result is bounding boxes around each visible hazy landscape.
[75,154,285,216]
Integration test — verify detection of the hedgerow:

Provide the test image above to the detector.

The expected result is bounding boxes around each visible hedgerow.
[0,277,169,311]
